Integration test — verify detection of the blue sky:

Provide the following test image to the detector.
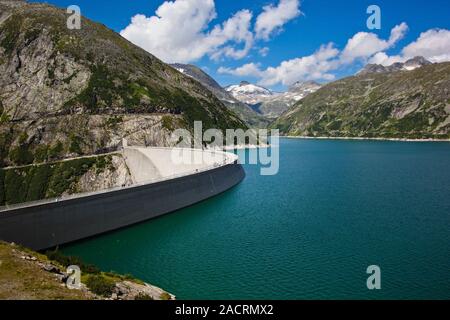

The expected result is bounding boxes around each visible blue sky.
[32,0,450,90]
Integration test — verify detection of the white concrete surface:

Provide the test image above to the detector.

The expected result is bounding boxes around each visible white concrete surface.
[124,147,238,184]
[123,147,162,183]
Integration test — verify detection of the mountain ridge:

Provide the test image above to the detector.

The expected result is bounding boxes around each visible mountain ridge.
[170,63,269,127]
[358,56,432,75]
[225,80,321,119]
[271,61,450,139]
[258,81,321,119]
[225,82,274,105]
[0,0,246,168]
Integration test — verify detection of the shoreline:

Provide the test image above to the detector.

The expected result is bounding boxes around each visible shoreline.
[0,241,175,300]
[283,136,450,143]
[222,144,271,150]
[205,144,271,151]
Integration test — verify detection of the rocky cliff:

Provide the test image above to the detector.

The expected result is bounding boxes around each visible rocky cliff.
[272,62,450,139]
[357,56,432,75]
[0,0,246,168]
[257,81,321,119]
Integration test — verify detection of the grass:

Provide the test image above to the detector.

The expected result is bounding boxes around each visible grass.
[45,249,100,274]
[105,116,123,130]
[0,16,23,55]
[0,242,163,300]
[68,134,84,155]
[8,145,34,166]
[44,248,151,298]
[161,115,175,131]
[84,275,115,297]
[48,141,64,160]
[0,242,89,300]
[135,293,154,300]
[160,292,172,300]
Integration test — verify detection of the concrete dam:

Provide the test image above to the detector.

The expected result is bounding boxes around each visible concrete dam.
[0,147,245,250]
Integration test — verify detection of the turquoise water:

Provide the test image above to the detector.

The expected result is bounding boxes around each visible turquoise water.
[62,138,450,299]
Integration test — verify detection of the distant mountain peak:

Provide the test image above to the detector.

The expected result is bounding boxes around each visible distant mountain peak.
[225,82,273,105]
[272,61,450,139]
[358,56,432,75]
[169,64,268,127]
[225,80,321,119]
[403,56,432,70]
[288,80,321,93]
[290,80,319,86]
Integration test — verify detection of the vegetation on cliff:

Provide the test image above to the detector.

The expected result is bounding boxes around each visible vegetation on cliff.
[0,154,116,206]
[0,0,246,168]
[271,62,450,139]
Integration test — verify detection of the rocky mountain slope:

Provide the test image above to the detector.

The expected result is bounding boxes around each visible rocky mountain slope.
[171,64,268,127]
[257,81,321,119]
[225,81,274,105]
[226,80,320,119]
[0,0,246,168]
[358,56,432,75]
[272,61,450,139]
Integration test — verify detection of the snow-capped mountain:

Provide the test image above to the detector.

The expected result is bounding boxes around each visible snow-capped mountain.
[403,56,432,70]
[272,60,450,139]
[257,81,322,119]
[358,56,432,75]
[225,81,275,105]
[285,80,322,102]
[171,64,269,127]
[224,80,321,119]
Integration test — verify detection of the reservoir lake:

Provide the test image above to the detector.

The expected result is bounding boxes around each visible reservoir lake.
[62,138,450,299]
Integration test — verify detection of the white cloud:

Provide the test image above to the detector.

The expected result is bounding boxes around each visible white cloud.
[218,63,263,77]
[219,23,413,87]
[120,0,303,63]
[120,0,254,63]
[255,0,301,40]
[219,44,339,86]
[402,29,450,62]
[367,28,450,66]
[259,47,270,57]
[368,52,406,66]
[388,23,409,46]
[259,43,339,86]
[340,23,408,64]
[209,9,254,60]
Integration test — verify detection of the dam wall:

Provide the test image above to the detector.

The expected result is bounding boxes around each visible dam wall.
[0,148,245,250]
[132,148,227,178]
[123,147,162,183]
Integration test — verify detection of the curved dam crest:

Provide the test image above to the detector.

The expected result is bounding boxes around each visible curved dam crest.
[0,148,245,250]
